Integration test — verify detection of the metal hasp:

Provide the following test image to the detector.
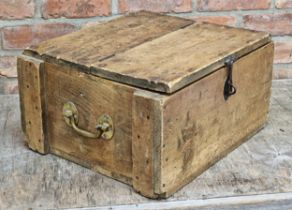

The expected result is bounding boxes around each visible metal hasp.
[224,56,237,100]
[62,101,114,140]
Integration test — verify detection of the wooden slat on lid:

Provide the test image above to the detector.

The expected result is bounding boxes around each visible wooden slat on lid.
[25,11,193,68]
[93,23,271,93]
[25,12,270,94]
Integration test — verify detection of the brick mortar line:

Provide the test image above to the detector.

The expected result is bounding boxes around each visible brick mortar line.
[272,36,292,41]
[35,0,42,18]
[175,8,292,17]
[271,0,276,9]
[0,30,2,50]
[112,0,119,15]
[0,7,291,28]
[192,0,197,11]
[0,76,18,80]
[0,50,22,56]
[0,15,121,28]
[274,63,292,68]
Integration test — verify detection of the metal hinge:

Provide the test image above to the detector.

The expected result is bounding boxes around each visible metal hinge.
[224,56,237,100]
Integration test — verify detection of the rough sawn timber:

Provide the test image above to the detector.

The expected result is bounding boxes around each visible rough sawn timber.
[132,91,163,197]
[17,55,48,154]
[96,23,270,93]
[158,42,274,196]
[24,12,270,93]
[25,11,193,70]
[44,61,137,184]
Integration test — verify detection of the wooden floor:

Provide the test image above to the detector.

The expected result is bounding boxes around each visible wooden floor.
[0,80,292,210]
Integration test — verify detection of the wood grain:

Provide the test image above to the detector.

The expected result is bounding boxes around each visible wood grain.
[25,11,193,67]
[24,12,269,93]
[158,43,274,196]
[132,91,163,198]
[17,55,48,154]
[44,62,137,184]
[96,23,270,93]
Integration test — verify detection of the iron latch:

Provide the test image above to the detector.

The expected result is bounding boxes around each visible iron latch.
[224,56,237,100]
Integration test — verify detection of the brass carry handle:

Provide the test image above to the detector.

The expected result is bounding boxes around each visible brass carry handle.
[62,101,114,140]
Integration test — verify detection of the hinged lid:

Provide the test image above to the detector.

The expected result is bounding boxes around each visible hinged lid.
[25,11,271,94]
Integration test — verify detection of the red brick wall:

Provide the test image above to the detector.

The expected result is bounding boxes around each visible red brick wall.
[0,0,291,94]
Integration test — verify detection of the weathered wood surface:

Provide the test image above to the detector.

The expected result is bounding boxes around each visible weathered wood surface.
[132,91,163,197]
[24,11,270,93]
[96,23,270,93]
[25,12,192,69]
[45,62,136,184]
[17,55,48,154]
[158,43,274,196]
[0,80,292,210]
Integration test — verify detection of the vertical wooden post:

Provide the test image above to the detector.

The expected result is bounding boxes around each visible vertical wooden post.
[132,90,164,198]
[17,55,48,154]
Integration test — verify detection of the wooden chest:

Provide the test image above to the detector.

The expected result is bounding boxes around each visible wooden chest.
[17,12,274,198]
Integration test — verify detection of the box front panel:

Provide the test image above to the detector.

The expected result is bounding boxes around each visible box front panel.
[159,43,274,196]
[44,62,134,183]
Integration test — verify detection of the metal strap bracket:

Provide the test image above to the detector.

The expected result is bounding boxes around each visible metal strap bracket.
[224,56,237,100]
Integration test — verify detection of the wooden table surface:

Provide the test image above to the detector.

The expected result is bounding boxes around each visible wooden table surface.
[1,80,292,210]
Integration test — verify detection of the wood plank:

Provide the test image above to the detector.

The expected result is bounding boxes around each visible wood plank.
[24,12,269,94]
[94,23,270,93]
[44,62,136,184]
[25,11,193,68]
[132,91,163,198]
[158,43,274,196]
[17,55,48,154]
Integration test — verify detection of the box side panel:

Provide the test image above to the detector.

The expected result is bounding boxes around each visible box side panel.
[17,55,48,154]
[159,43,274,196]
[44,62,134,184]
[132,91,163,198]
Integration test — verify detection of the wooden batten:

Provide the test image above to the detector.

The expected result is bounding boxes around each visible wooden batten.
[17,55,48,154]
[132,91,164,198]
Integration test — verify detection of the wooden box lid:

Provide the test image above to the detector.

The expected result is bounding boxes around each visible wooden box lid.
[25,11,271,93]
